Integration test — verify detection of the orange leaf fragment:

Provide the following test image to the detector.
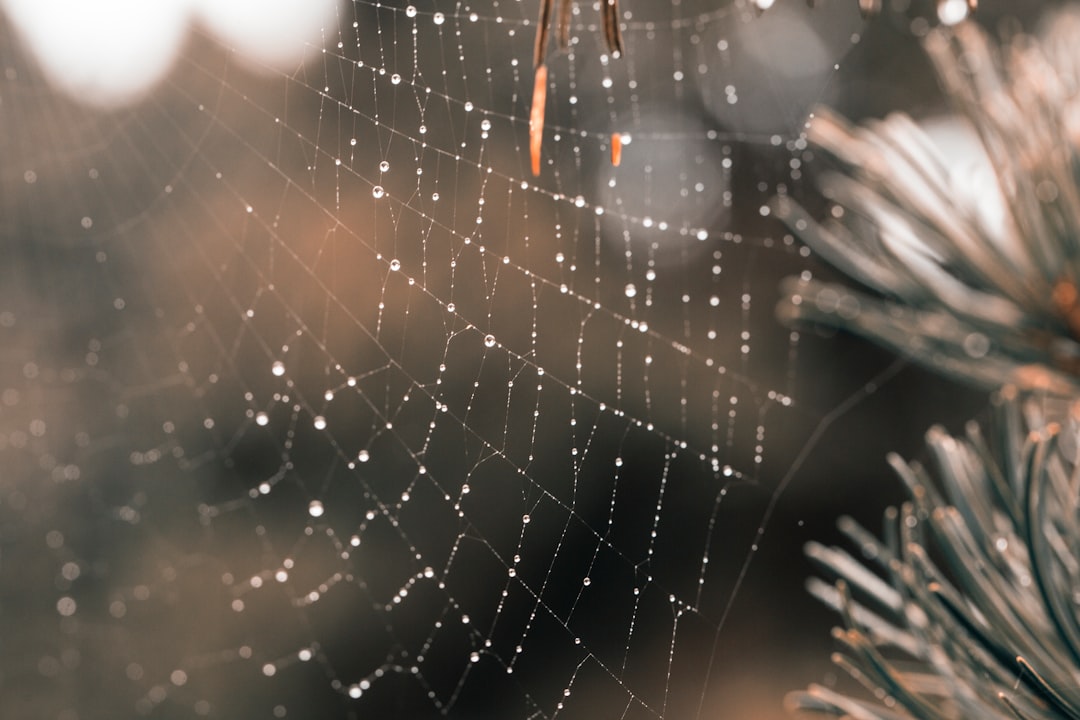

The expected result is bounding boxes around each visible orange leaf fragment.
[611,133,622,167]
[530,64,548,177]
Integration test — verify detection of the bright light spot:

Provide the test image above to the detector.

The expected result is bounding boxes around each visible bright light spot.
[2,0,187,106]
[192,0,340,70]
[1,0,341,107]
[308,500,324,518]
[937,0,970,25]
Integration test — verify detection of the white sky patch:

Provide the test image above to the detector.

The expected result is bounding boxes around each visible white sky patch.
[2,0,340,107]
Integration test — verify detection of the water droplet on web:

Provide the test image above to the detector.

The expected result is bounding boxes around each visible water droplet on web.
[379,160,390,173]
[255,412,269,426]
[372,186,385,199]
[391,73,401,85]
[389,259,401,271]
[484,334,496,348]
[357,449,370,463]
[313,415,327,430]
[405,5,417,17]
[271,361,286,377]
[481,119,492,132]
[624,283,637,298]
[308,501,324,518]
[433,12,445,25]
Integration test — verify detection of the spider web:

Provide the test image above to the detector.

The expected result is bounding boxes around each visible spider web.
[0,1,920,718]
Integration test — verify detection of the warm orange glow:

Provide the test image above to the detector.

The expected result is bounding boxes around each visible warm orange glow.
[1053,279,1080,341]
[611,133,622,167]
[530,64,548,177]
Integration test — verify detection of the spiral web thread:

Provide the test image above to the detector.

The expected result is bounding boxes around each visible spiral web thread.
[0,1,879,718]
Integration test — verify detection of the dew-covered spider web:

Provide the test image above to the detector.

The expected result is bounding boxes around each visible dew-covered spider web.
[0,1,973,718]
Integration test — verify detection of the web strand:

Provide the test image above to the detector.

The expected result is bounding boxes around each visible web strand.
[0,1,880,718]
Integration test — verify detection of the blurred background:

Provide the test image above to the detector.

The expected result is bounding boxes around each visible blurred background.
[0,1,1063,718]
